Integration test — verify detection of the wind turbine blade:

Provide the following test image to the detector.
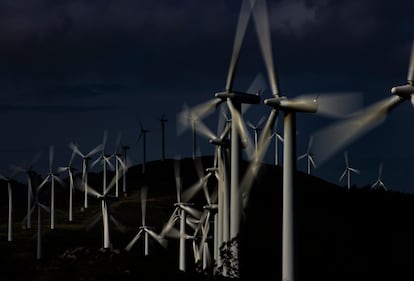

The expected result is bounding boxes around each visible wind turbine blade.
[309,156,317,168]
[57,166,68,173]
[349,168,360,174]
[194,118,217,141]
[52,174,65,187]
[160,208,179,237]
[295,93,363,118]
[90,157,102,168]
[408,40,414,83]
[74,178,101,197]
[110,215,126,233]
[182,174,211,203]
[146,229,168,248]
[378,162,384,179]
[227,99,253,152]
[344,151,349,167]
[226,0,252,91]
[194,157,205,181]
[297,154,307,161]
[339,169,347,181]
[86,144,103,158]
[38,203,51,213]
[38,176,50,191]
[86,213,102,231]
[311,95,404,167]
[181,205,202,219]
[69,143,84,157]
[104,167,125,196]
[251,0,279,95]
[125,229,144,251]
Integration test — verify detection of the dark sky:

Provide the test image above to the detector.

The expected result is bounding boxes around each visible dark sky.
[0,0,413,193]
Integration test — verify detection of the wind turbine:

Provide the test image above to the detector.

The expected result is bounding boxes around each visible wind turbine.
[161,159,201,272]
[12,152,41,230]
[120,143,130,196]
[247,115,266,159]
[22,179,50,260]
[311,40,414,168]
[271,115,284,166]
[240,1,363,280]
[339,151,360,189]
[77,166,127,249]
[125,186,168,255]
[38,145,64,230]
[298,136,316,175]
[91,130,114,195]
[0,170,18,241]
[159,113,168,161]
[137,121,150,174]
[69,142,102,209]
[371,162,387,191]
[178,2,261,274]
[58,150,77,222]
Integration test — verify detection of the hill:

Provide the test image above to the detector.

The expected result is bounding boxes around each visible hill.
[1,156,414,281]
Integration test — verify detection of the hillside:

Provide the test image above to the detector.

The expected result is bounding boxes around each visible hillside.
[1,156,414,281]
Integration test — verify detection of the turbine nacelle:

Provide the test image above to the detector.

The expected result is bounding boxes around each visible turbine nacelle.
[215,90,260,104]
[264,96,318,113]
[391,84,414,99]
[209,137,228,147]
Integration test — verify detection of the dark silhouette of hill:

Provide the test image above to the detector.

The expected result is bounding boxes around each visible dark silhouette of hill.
[1,155,414,280]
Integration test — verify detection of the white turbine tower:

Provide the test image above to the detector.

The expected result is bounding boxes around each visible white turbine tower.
[58,150,77,222]
[298,136,316,175]
[69,142,102,209]
[371,162,387,191]
[125,186,168,255]
[0,171,17,241]
[339,151,360,189]
[38,145,64,230]
[120,143,130,196]
[311,39,414,168]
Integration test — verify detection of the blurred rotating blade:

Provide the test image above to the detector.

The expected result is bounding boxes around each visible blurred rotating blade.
[226,0,253,91]
[311,95,405,167]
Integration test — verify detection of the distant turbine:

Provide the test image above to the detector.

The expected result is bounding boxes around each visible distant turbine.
[270,115,284,166]
[70,142,102,209]
[38,145,64,230]
[58,150,77,222]
[125,186,168,255]
[120,144,130,196]
[91,130,114,195]
[78,166,127,249]
[247,115,265,159]
[23,181,50,260]
[159,113,168,161]
[0,171,17,241]
[161,159,201,272]
[298,136,316,175]
[339,151,360,189]
[371,162,387,191]
[137,121,150,174]
[12,152,41,229]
